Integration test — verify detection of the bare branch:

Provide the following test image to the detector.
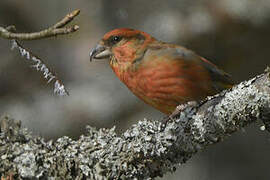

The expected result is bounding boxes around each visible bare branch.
[0,10,80,40]
[0,10,78,96]
[0,69,270,179]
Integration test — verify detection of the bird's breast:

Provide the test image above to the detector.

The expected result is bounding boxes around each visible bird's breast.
[111,58,214,114]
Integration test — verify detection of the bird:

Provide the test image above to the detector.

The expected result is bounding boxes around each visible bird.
[89,28,233,115]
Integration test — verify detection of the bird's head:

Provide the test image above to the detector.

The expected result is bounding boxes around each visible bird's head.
[90,28,156,67]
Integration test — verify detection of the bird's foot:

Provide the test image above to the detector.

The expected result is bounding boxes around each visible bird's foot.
[176,101,197,113]
[161,101,198,129]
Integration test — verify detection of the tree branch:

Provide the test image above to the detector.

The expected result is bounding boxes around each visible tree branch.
[1,69,270,179]
[0,10,80,40]
[0,10,80,96]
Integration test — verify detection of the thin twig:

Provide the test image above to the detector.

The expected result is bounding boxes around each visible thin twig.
[0,9,80,40]
[52,9,80,29]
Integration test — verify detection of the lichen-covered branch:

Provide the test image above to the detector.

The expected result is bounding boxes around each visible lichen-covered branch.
[0,10,80,40]
[1,69,270,180]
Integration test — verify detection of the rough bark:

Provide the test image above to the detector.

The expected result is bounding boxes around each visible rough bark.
[1,69,270,180]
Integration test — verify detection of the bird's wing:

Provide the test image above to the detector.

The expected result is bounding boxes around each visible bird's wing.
[146,44,234,91]
[199,56,234,90]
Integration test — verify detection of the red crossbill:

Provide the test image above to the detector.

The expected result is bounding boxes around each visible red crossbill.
[90,28,233,115]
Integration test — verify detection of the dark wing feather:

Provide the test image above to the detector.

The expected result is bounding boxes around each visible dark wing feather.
[199,56,234,91]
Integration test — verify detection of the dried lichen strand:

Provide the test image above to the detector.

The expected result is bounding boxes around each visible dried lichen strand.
[10,40,69,96]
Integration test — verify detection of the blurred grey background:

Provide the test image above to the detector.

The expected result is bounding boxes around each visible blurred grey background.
[0,0,270,179]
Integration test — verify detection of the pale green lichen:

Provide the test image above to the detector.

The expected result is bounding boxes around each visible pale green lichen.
[0,72,270,179]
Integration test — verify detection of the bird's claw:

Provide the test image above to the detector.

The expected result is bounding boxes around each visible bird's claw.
[160,101,198,130]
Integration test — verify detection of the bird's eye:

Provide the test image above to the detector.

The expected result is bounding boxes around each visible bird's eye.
[111,36,122,44]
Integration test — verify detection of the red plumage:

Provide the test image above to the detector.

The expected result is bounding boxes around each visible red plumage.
[90,28,233,114]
